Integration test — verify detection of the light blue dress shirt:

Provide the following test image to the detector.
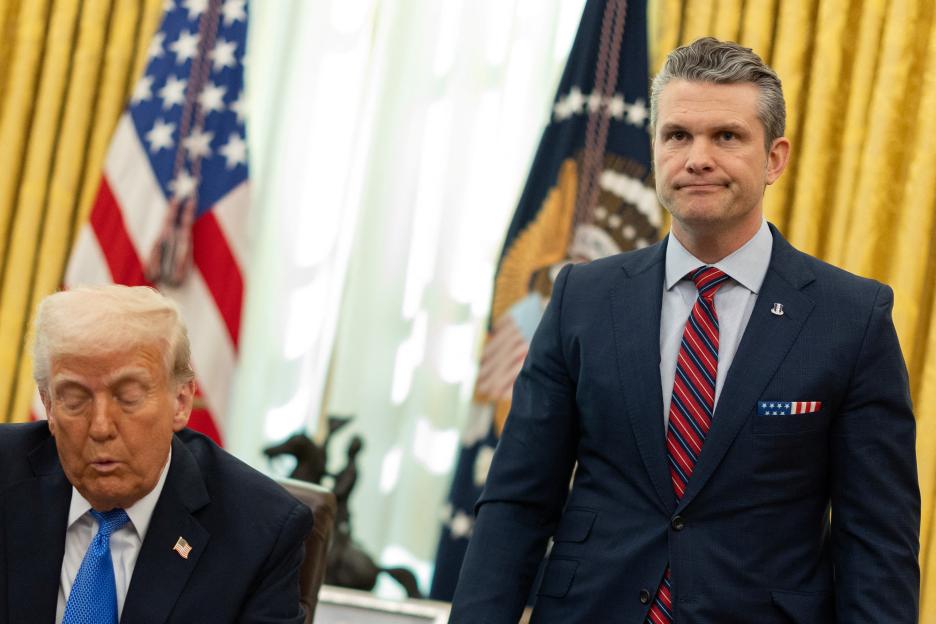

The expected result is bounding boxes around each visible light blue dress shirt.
[56,449,171,623]
[660,219,773,427]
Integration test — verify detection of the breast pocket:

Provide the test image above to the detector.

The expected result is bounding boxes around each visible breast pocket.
[752,412,825,436]
[752,406,829,437]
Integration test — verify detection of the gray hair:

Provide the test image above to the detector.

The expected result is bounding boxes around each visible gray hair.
[650,37,786,149]
[33,285,195,391]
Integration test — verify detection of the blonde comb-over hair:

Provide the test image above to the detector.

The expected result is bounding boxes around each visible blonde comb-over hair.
[32,285,195,392]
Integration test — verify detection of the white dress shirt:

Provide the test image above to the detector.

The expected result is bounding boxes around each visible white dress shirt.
[659,220,773,427]
[56,448,171,623]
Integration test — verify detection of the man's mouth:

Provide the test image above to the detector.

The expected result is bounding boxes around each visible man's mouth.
[90,459,121,473]
[676,182,726,190]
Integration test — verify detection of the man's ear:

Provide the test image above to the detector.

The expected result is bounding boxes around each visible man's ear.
[40,389,54,434]
[765,136,791,185]
[172,380,195,432]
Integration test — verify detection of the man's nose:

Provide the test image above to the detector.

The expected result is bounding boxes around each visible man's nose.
[88,398,117,440]
[685,139,715,173]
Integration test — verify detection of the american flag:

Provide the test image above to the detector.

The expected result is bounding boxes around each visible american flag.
[757,401,823,416]
[61,0,249,444]
[173,536,193,559]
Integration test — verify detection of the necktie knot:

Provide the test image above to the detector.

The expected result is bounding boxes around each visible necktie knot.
[690,265,729,301]
[90,508,130,538]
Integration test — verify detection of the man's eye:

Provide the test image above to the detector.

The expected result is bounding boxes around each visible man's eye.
[670,131,687,141]
[720,131,735,140]
[60,394,89,411]
[113,380,148,407]
[117,392,144,407]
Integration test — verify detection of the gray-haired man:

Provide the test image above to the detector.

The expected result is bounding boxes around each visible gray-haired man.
[450,37,919,623]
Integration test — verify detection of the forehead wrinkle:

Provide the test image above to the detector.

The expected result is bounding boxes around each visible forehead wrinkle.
[658,82,760,116]
[51,364,156,391]
[660,110,753,125]
[104,367,156,386]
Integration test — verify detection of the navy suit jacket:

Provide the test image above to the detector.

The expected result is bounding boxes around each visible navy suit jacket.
[451,226,920,623]
[0,423,313,623]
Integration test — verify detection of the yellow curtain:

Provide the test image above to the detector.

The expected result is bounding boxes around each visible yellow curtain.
[0,0,164,423]
[650,0,936,615]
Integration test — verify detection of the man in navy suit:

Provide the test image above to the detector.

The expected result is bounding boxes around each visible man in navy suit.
[450,37,919,623]
[0,285,312,623]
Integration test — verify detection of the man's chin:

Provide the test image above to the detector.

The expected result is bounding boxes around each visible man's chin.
[84,494,131,511]
[665,206,730,228]
[78,478,142,511]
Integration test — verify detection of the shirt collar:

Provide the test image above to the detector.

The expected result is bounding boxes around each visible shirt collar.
[665,219,772,293]
[66,447,172,542]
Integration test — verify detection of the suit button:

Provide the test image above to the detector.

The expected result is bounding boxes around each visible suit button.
[671,515,685,531]
[639,589,651,604]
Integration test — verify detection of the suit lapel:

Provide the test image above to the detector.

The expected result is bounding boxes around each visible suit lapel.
[676,227,816,513]
[120,435,210,624]
[5,436,70,624]
[612,240,675,513]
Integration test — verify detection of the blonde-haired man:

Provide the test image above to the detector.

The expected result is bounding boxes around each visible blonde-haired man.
[0,285,313,623]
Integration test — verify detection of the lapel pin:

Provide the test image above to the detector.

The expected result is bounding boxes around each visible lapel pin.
[770,303,784,316]
[172,536,193,559]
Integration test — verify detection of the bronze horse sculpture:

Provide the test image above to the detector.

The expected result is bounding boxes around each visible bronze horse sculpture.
[264,419,421,598]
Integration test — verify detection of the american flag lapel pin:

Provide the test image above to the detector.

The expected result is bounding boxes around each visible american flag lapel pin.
[173,536,193,559]
[770,303,784,316]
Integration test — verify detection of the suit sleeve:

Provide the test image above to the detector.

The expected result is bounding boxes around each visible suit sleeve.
[831,284,920,622]
[449,264,580,623]
[237,501,314,624]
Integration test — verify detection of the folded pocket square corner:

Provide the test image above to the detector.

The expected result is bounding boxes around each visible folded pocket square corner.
[757,401,822,416]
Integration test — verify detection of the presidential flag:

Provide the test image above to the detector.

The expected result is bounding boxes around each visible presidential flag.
[61,0,249,444]
[431,0,660,599]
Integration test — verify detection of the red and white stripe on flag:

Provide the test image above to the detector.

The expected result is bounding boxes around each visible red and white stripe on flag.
[791,401,822,415]
[55,0,251,445]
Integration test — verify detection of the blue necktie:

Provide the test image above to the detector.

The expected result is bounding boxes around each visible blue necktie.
[62,508,131,624]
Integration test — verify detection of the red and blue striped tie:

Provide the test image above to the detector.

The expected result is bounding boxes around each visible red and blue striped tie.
[646,266,729,624]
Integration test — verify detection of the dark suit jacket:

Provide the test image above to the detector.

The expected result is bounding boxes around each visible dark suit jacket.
[0,423,313,623]
[450,226,920,623]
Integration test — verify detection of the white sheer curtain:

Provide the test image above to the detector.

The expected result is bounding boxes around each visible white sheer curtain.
[230,0,586,597]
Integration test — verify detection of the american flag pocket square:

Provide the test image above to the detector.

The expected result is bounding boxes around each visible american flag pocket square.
[758,401,822,416]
